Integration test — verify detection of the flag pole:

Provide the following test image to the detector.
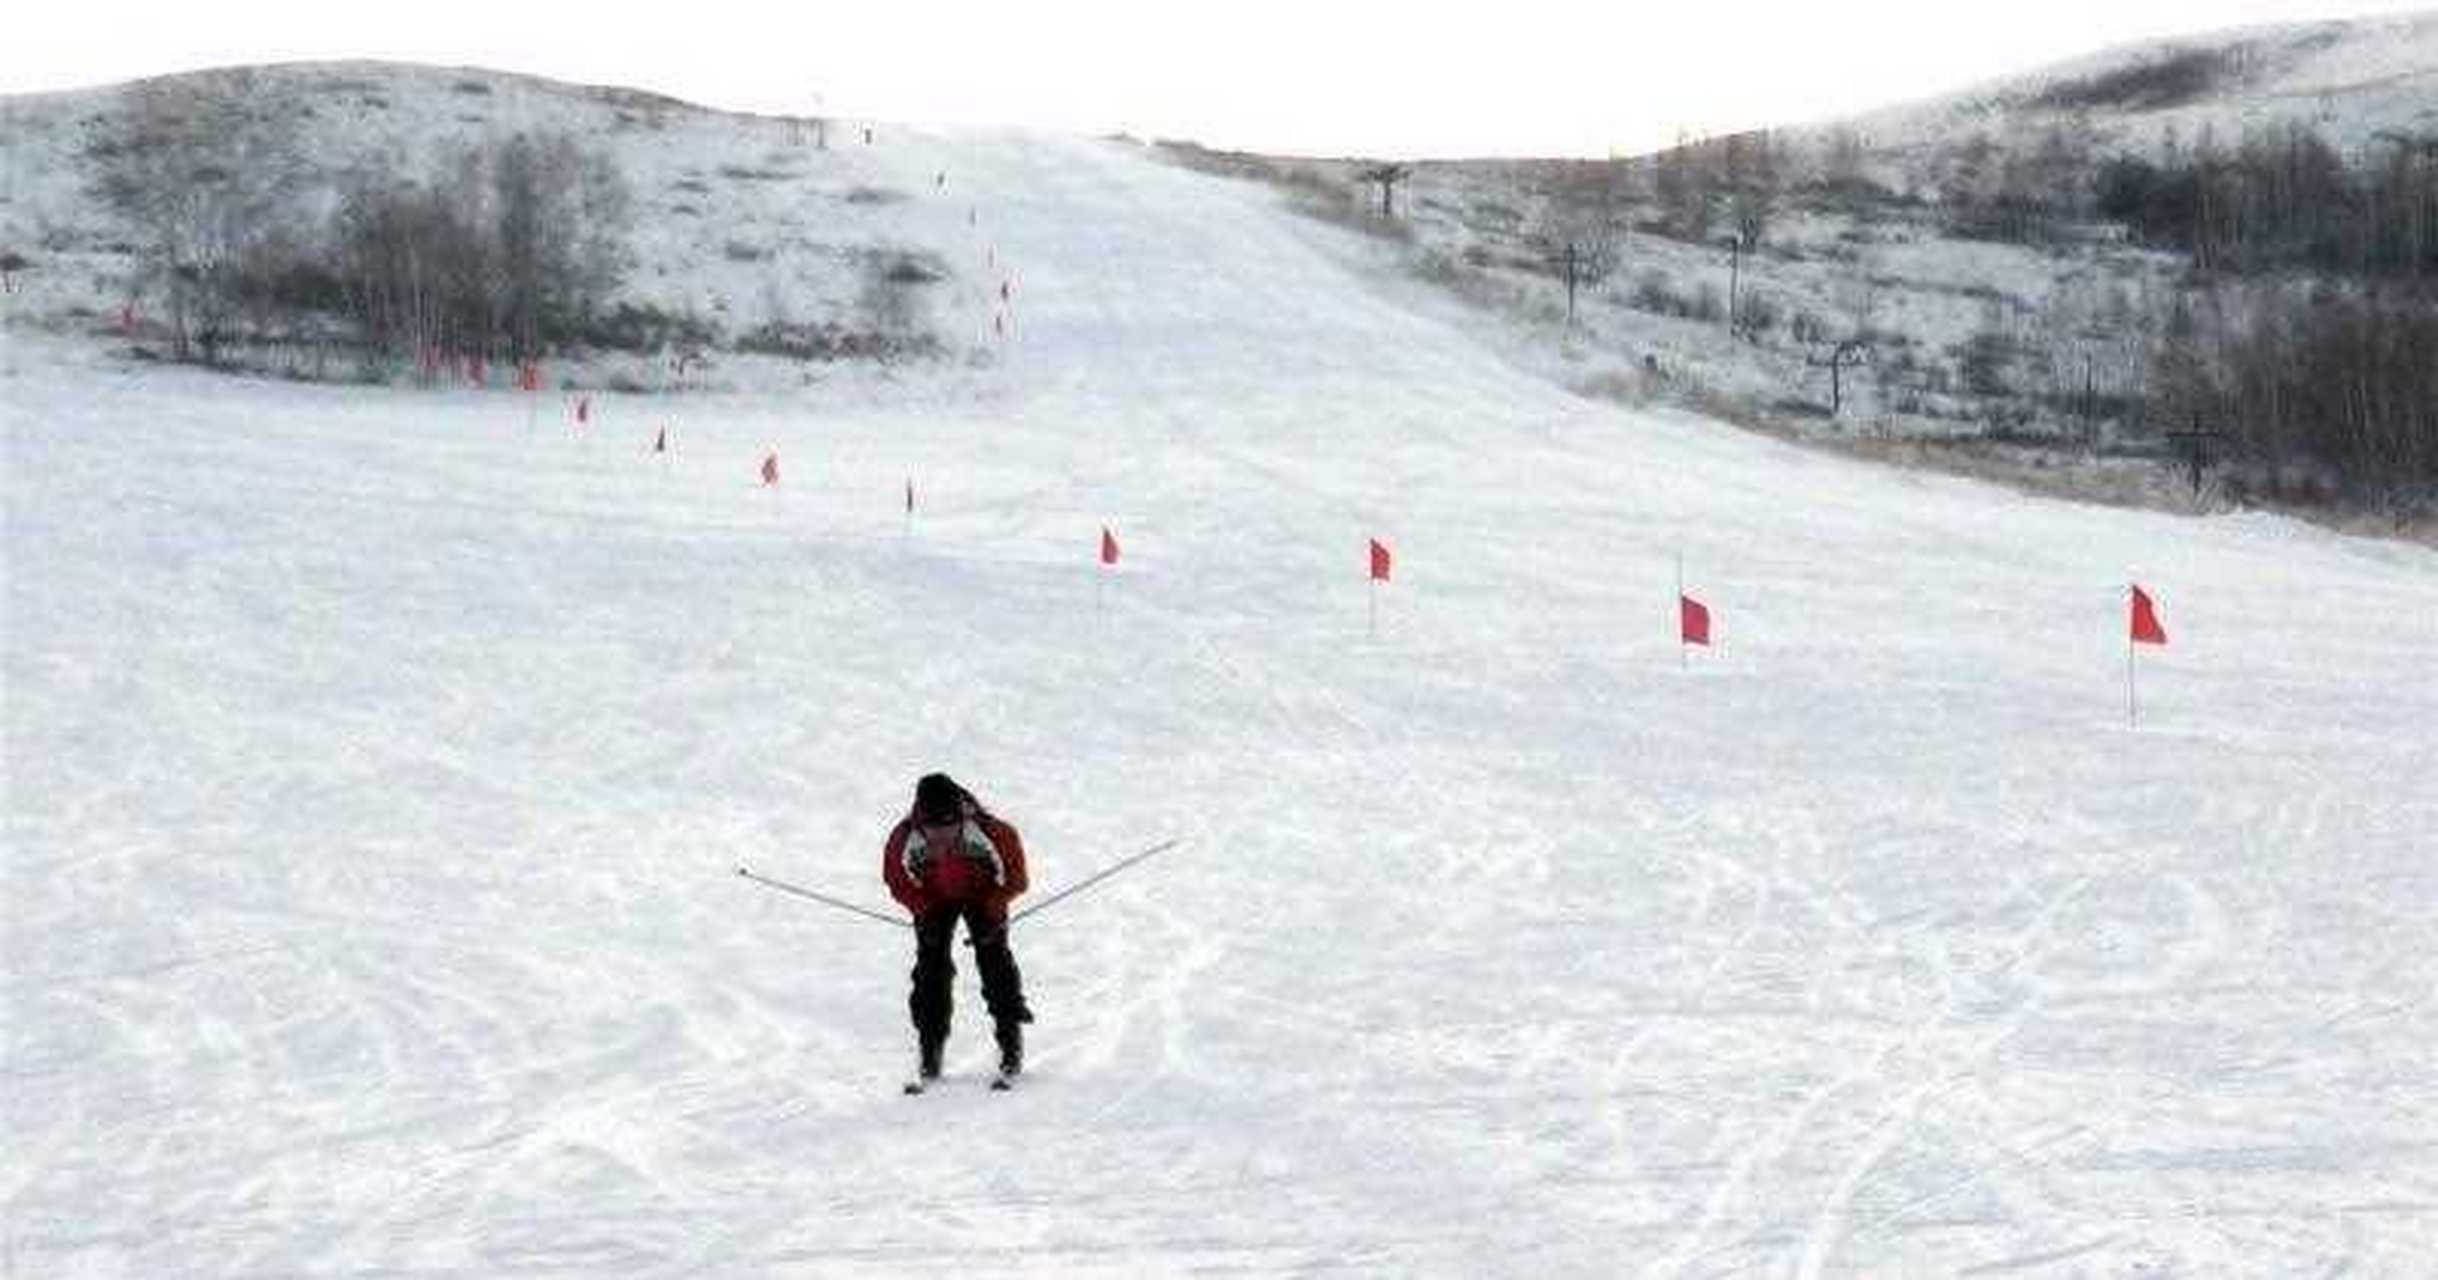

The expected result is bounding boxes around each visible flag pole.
[1676,551,1687,670]
[2126,586,2138,728]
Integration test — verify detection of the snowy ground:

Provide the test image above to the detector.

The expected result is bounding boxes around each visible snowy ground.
[7,129,2438,1278]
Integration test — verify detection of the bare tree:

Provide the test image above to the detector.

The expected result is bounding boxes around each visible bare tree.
[1652,133,1717,243]
[86,71,306,362]
[333,133,630,369]
[1818,127,1871,197]
[1722,129,1778,250]
[492,132,630,357]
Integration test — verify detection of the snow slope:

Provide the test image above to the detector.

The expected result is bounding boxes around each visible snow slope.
[1849,9,2438,162]
[8,125,2438,1278]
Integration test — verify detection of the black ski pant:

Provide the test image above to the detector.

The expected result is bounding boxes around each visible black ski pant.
[910,902,1032,1055]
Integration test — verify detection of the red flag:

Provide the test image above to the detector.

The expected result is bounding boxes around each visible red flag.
[760,452,780,487]
[1369,538,1392,583]
[576,396,591,424]
[517,360,541,392]
[1680,594,1712,647]
[2130,585,2167,646]
[1100,526,1120,567]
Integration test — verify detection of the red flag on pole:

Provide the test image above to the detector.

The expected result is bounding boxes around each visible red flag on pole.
[760,451,780,487]
[1369,538,1392,583]
[2130,585,2167,645]
[1100,526,1120,567]
[576,396,591,425]
[1680,594,1712,647]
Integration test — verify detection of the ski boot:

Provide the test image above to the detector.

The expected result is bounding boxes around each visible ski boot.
[904,1038,945,1095]
[992,1021,1023,1088]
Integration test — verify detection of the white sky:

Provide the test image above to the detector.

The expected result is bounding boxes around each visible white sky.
[11,1,2435,156]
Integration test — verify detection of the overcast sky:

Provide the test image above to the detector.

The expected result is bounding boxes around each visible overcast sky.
[11,1,2434,156]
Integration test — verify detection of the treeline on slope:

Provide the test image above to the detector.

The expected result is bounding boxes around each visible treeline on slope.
[84,70,642,376]
[2094,124,2438,277]
[1611,122,2438,508]
[2097,126,2438,504]
[2154,283,2438,506]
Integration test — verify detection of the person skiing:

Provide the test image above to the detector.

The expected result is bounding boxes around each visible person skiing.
[884,773,1033,1088]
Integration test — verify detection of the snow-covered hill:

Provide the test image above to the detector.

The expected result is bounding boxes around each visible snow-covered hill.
[1,61,1017,391]
[1152,12,2438,526]
[9,96,2438,1280]
[1851,9,2438,169]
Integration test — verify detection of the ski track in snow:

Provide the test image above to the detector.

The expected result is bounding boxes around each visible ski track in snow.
[7,126,2438,1278]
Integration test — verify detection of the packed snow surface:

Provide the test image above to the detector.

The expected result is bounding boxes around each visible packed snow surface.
[8,129,2437,1277]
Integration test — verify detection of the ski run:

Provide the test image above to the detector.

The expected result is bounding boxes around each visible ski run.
[8,124,2438,1277]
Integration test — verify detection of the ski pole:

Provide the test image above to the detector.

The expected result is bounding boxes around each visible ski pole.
[1011,837,1187,924]
[735,865,911,929]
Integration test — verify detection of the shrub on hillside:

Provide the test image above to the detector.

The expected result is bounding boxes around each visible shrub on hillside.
[737,320,940,363]
[2035,48,2235,111]
[568,303,718,355]
[1630,269,1723,323]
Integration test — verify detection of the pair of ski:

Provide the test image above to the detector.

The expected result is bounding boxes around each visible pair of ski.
[904,1072,1016,1095]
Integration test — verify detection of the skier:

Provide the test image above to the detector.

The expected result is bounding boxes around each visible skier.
[884,773,1033,1088]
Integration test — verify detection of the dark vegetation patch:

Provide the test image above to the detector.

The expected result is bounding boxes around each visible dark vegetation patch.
[2035,48,2236,111]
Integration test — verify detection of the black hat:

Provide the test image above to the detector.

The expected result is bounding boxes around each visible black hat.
[914,773,965,825]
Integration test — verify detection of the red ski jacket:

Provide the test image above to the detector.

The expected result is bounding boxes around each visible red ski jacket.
[884,810,1028,919]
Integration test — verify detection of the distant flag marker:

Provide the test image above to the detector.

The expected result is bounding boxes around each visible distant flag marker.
[1367,538,1392,637]
[1675,552,1711,666]
[1680,594,1712,648]
[2127,583,2168,726]
[1096,524,1120,615]
[761,451,780,487]
[2130,585,2168,646]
